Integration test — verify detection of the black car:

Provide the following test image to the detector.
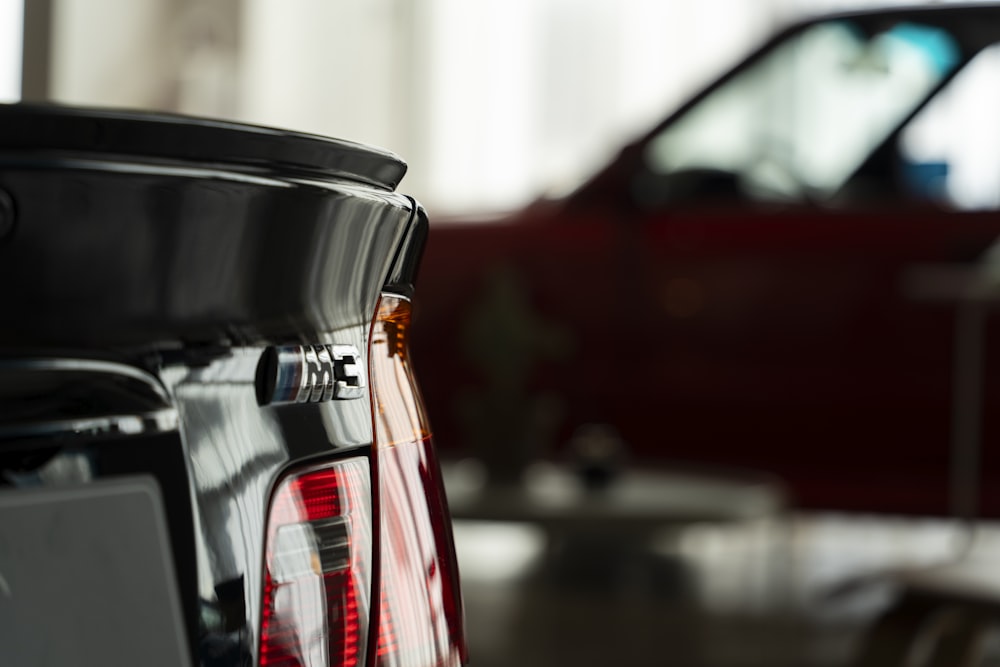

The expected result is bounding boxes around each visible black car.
[0,104,466,667]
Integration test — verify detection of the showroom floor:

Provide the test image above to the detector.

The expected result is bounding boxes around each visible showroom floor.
[452,515,1000,666]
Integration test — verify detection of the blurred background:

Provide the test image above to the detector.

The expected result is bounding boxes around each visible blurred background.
[0,0,943,214]
[11,1,1000,665]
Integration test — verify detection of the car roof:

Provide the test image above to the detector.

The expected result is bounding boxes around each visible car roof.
[570,3,1000,205]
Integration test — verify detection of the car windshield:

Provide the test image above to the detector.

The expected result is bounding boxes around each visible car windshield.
[645,19,960,202]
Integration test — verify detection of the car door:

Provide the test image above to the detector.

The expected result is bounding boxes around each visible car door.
[414,208,626,483]
[635,206,1000,512]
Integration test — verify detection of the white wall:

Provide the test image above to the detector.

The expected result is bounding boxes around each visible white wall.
[50,0,240,117]
[237,0,404,152]
[0,0,22,102]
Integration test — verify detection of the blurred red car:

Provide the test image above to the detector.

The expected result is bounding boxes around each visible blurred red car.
[413,5,1000,516]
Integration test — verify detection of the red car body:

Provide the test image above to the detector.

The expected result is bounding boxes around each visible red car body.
[413,5,1000,516]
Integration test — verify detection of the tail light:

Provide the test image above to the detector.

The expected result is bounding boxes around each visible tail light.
[370,295,466,667]
[260,459,373,667]
[259,293,465,667]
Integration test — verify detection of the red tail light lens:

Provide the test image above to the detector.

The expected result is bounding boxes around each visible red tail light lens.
[260,458,373,667]
[371,295,467,667]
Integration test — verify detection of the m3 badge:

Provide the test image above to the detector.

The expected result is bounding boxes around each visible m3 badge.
[256,344,366,406]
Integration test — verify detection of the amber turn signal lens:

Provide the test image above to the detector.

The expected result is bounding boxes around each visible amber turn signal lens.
[370,297,431,448]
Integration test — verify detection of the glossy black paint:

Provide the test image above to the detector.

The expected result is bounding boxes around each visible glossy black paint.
[167,348,376,664]
[0,103,417,351]
[0,104,408,190]
[384,201,430,299]
[0,105,428,666]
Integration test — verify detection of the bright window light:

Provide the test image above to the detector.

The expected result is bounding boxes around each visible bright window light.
[0,0,22,102]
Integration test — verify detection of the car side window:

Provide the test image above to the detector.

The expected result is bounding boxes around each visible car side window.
[898,44,1000,210]
[640,20,959,207]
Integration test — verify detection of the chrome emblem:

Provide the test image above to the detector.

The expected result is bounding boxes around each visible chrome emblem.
[256,344,366,406]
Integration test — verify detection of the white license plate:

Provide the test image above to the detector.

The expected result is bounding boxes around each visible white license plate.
[0,476,191,667]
